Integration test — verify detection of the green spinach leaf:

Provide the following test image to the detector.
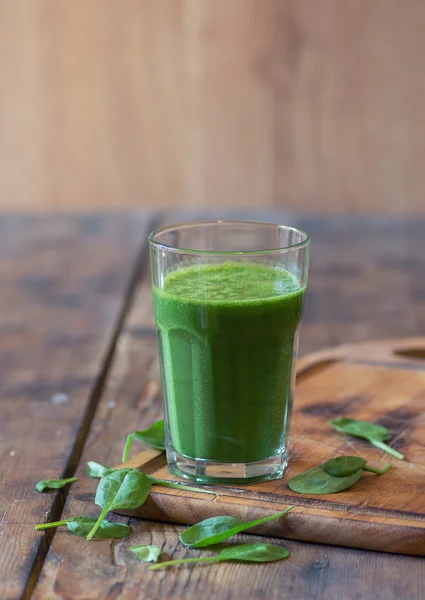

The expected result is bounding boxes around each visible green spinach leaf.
[329,417,404,460]
[288,466,363,494]
[149,543,290,570]
[86,462,213,495]
[179,507,293,548]
[87,461,114,478]
[35,477,78,492]
[35,516,130,538]
[122,420,166,463]
[87,468,152,540]
[322,455,391,477]
[130,544,162,563]
[322,456,367,476]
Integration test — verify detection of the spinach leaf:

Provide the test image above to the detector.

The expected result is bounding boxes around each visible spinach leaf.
[179,507,293,548]
[218,543,290,562]
[149,543,290,570]
[87,461,114,478]
[322,456,367,477]
[87,468,152,540]
[122,420,166,462]
[35,516,130,538]
[35,477,78,492]
[329,417,404,460]
[86,462,212,495]
[288,466,363,494]
[322,455,392,477]
[130,544,162,563]
[68,518,129,538]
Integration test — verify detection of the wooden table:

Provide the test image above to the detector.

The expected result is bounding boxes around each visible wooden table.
[1,212,425,600]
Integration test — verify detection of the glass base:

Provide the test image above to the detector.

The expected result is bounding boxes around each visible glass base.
[167,449,288,485]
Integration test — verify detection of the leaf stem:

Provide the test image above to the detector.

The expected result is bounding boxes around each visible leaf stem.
[245,506,294,528]
[86,509,108,541]
[35,520,67,530]
[122,434,134,463]
[363,464,392,475]
[147,477,215,495]
[149,556,222,570]
[370,440,404,460]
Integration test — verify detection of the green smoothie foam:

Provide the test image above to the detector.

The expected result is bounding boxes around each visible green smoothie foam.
[153,262,305,463]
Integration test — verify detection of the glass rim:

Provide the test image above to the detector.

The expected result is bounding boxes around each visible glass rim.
[148,220,310,256]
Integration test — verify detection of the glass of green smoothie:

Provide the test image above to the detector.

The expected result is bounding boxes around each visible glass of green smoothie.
[149,221,309,484]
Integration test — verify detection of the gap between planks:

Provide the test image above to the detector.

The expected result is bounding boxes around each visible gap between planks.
[22,215,160,600]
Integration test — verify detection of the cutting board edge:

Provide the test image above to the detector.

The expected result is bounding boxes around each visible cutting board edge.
[296,335,425,373]
[116,490,425,557]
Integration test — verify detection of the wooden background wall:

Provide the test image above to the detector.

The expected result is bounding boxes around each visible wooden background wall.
[1,0,424,213]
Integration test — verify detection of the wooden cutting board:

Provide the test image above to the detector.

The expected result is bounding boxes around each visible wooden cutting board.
[116,337,425,556]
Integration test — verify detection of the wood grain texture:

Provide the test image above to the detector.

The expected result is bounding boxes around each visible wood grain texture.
[1,1,425,213]
[33,284,166,600]
[34,213,425,599]
[34,521,425,600]
[116,339,425,556]
[0,214,153,600]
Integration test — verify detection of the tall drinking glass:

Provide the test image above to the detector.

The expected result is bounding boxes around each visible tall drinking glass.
[149,221,309,484]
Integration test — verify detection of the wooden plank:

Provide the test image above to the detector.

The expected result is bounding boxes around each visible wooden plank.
[0,214,155,600]
[33,284,166,600]
[34,214,425,598]
[34,521,425,600]
[1,1,425,213]
[293,213,425,356]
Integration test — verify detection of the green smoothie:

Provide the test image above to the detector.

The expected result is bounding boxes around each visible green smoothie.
[153,262,305,464]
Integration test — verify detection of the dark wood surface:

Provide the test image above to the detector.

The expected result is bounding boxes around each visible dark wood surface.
[1,212,425,599]
[0,214,156,600]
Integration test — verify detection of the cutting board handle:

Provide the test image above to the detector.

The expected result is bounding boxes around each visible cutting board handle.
[297,337,425,374]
